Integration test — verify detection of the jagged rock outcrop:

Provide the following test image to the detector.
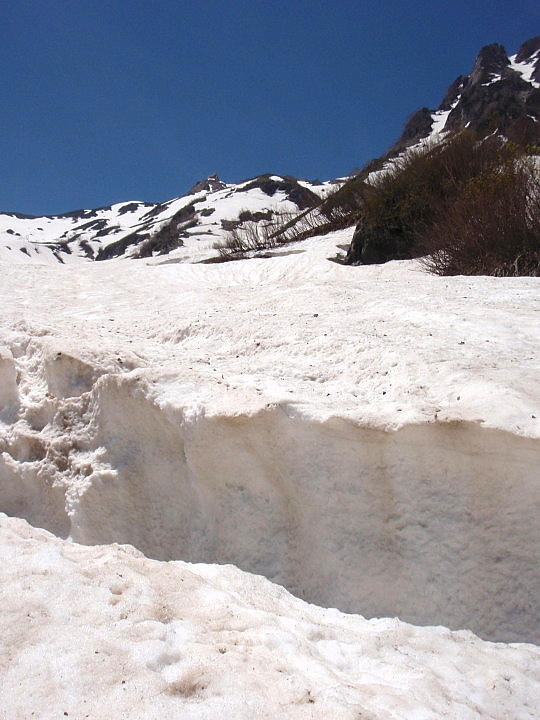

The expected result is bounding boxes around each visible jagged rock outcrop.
[346,37,540,267]
[516,35,540,82]
[392,36,540,151]
[187,173,227,195]
[395,108,434,148]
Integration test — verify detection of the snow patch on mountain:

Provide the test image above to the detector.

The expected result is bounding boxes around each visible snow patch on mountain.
[509,51,540,88]
[0,175,334,265]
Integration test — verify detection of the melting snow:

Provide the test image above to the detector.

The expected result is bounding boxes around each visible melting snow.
[509,52,540,88]
[1,513,539,720]
[1,229,539,717]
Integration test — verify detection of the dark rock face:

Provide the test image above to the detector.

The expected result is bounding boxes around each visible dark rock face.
[438,76,467,111]
[397,108,434,148]
[516,36,540,64]
[444,41,539,138]
[187,174,227,195]
[346,223,401,265]
[348,36,540,267]
[516,36,540,84]
[468,43,509,85]
[346,207,415,266]
[391,37,540,152]
[445,73,536,136]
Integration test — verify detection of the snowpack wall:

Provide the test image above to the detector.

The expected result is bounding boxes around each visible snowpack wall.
[1,343,539,644]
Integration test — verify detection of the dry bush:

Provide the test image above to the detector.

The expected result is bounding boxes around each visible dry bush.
[214,175,370,260]
[214,207,339,258]
[273,208,344,243]
[215,219,278,258]
[346,131,538,266]
[421,157,540,276]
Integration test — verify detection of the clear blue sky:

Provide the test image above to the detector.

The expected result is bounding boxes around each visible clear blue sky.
[1,0,538,215]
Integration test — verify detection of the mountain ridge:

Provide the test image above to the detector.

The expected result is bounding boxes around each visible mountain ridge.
[1,36,538,266]
[393,36,540,152]
[0,174,336,264]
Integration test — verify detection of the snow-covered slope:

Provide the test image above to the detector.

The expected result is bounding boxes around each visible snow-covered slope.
[2,512,539,720]
[1,230,539,655]
[0,174,337,264]
[1,36,540,718]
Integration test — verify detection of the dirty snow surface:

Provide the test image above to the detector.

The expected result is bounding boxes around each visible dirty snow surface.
[2,514,540,720]
[1,229,539,718]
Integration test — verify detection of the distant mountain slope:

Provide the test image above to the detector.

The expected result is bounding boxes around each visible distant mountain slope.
[2,37,538,267]
[0,174,337,264]
[335,36,540,269]
[393,36,540,151]
[214,35,540,266]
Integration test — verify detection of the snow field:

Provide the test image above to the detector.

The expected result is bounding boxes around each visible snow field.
[0,177,337,264]
[1,230,539,649]
[1,513,539,720]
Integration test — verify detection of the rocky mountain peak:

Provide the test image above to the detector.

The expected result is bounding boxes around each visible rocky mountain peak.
[515,35,540,64]
[391,36,540,152]
[469,42,509,85]
[515,35,540,84]
[187,174,227,195]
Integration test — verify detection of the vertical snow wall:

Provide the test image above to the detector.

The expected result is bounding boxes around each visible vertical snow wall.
[1,358,539,644]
